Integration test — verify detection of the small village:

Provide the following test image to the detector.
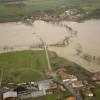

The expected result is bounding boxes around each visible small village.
[1,66,100,100]
[0,1,100,100]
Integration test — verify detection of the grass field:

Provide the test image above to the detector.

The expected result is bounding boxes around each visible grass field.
[0,50,93,86]
[93,88,100,100]
[0,0,100,22]
[0,50,48,85]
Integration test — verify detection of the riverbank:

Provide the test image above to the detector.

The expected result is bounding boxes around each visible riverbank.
[0,8,100,23]
[26,8,100,23]
[0,0,100,23]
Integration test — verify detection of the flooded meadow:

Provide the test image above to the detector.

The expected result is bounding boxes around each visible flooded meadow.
[0,19,100,72]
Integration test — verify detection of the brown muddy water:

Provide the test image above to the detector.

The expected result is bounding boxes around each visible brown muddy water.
[0,20,100,72]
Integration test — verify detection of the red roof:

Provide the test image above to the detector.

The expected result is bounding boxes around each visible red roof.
[95,71,100,78]
[72,81,83,86]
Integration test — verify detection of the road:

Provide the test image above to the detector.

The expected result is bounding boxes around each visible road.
[38,35,52,72]
[54,78,82,100]
[44,42,52,72]
[36,34,82,100]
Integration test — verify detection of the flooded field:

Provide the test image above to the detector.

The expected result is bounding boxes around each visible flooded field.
[0,20,100,72]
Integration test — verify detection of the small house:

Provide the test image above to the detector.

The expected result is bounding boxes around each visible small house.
[66,96,76,100]
[3,91,17,100]
[37,79,53,91]
[59,72,77,82]
[72,81,84,88]
[94,71,100,80]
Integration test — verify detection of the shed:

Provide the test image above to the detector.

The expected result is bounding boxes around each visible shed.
[3,91,17,100]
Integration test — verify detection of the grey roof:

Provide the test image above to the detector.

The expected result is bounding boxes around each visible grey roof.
[3,91,17,99]
[37,79,53,90]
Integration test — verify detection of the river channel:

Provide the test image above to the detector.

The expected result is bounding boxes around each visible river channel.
[0,19,100,72]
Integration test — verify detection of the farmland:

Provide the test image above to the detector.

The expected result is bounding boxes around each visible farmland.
[0,50,93,86]
[0,50,48,85]
[0,0,100,22]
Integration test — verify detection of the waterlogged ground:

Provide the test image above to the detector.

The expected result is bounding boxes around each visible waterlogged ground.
[0,20,100,72]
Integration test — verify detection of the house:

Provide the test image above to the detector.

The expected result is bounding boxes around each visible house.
[58,67,77,82]
[69,75,77,82]
[3,91,17,100]
[59,72,69,82]
[36,79,60,94]
[66,96,76,100]
[37,79,53,91]
[72,81,84,88]
[59,71,77,82]
[94,71,100,80]
[49,82,60,93]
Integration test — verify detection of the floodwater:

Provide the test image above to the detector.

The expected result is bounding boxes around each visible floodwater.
[0,20,100,72]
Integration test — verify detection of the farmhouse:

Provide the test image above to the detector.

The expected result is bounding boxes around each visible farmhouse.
[72,81,84,88]
[37,79,53,91]
[3,91,17,100]
[59,71,77,82]
[94,71,100,80]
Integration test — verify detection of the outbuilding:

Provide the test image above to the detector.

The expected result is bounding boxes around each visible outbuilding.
[3,91,17,100]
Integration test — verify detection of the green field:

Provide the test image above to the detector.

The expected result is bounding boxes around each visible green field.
[93,88,100,100]
[0,0,100,22]
[0,50,92,86]
[0,50,48,85]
